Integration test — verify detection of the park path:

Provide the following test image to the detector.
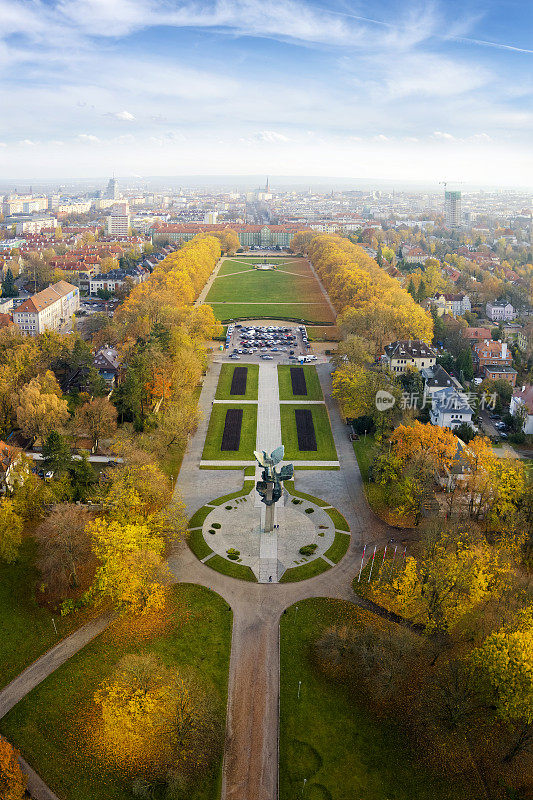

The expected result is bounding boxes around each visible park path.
[195,257,224,306]
[171,355,395,800]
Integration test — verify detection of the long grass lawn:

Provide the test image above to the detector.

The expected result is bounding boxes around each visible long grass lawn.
[202,402,257,461]
[217,257,309,277]
[215,363,259,400]
[206,267,327,305]
[280,599,465,800]
[280,404,337,461]
[278,365,323,401]
[208,303,333,324]
[0,538,95,689]
[0,585,232,800]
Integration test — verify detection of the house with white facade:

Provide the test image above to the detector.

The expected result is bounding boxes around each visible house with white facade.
[486,300,517,322]
[430,387,474,429]
[12,281,79,336]
[510,385,533,435]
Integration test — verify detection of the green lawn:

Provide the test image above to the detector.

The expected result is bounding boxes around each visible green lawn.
[207,302,333,324]
[0,538,95,689]
[352,437,414,528]
[277,365,323,401]
[201,403,257,462]
[207,261,325,305]
[0,584,232,800]
[279,558,331,582]
[215,363,259,401]
[205,555,257,582]
[188,528,214,560]
[280,404,337,462]
[280,599,468,800]
[305,325,341,342]
[324,531,350,563]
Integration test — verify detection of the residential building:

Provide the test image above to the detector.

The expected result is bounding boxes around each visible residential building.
[89,267,145,295]
[430,292,471,318]
[0,442,28,494]
[462,326,491,344]
[107,203,130,236]
[486,300,517,322]
[510,385,533,434]
[421,364,463,397]
[472,340,513,374]
[445,190,462,228]
[430,387,473,429]
[383,340,437,374]
[12,280,79,336]
[93,346,121,387]
[483,364,517,386]
[402,246,427,265]
[15,217,58,235]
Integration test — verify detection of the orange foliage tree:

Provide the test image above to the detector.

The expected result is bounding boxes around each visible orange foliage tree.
[0,738,26,800]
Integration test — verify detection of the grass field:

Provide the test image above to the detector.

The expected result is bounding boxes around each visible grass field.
[279,558,331,583]
[352,436,414,528]
[207,302,333,324]
[202,403,257,462]
[0,538,96,689]
[280,599,467,800]
[205,555,257,582]
[305,325,341,342]
[280,404,337,461]
[215,363,259,401]
[0,585,232,800]
[205,257,335,324]
[324,531,350,563]
[188,528,214,560]
[277,365,323,401]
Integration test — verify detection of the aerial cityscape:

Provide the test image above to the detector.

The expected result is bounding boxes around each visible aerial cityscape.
[0,2,532,800]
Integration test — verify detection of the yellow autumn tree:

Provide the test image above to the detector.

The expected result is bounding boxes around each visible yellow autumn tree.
[291,232,433,345]
[389,421,458,473]
[93,653,219,782]
[0,737,26,800]
[15,371,69,440]
[373,530,513,635]
[0,499,23,563]
[88,517,171,614]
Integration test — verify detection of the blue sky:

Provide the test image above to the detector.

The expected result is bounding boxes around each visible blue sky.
[0,0,531,184]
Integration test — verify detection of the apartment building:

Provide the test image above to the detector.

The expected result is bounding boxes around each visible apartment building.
[13,281,79,336]
[383,340,437,374]
[430,293,471,318]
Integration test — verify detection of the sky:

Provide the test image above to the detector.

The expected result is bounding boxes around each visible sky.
[0,0,532,185]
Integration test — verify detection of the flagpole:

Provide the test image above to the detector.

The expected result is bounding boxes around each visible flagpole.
[377,545,388,582]
[357,544,367,583]
[367,545,377,583]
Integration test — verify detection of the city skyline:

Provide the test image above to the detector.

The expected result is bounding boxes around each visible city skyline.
[0,0,531,185]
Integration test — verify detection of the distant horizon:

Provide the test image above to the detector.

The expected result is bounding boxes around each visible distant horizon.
[0,174,531,194]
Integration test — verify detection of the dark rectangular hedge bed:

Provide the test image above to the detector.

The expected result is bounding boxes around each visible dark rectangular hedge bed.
[221,408,243,450]
[295,408,317,451]
[290,367,307,396]
[230,366,248,395]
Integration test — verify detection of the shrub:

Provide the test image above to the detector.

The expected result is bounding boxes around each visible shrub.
[292,498,303,504]
[225,505,232,510]
[299,543,318,556]
[228,553,239,560]
[212,523,221,529]
[305,507,315,514]
[208,529,216,535]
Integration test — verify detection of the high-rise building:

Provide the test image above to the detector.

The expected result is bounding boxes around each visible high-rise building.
[105,176,119,201]
[107,202,130,235]
[445,190,462,228]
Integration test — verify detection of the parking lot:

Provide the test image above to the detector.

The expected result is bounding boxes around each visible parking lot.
[224,323,316,363]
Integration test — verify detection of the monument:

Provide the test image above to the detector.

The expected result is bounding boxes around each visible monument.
[254,446,294,532]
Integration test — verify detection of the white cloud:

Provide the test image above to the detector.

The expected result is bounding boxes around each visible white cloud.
[19,138,36,146]
[77,133,100,143]
[251,130,291,143]
[433,131,456,140]
[111,110,135,121]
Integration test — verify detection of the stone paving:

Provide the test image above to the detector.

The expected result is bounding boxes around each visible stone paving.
[201,490,336,580]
